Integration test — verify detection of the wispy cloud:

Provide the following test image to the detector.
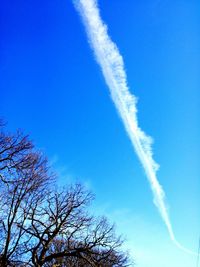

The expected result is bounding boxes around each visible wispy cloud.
[73,0,195,255]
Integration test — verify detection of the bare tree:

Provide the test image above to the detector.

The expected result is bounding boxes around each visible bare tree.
[0,125,51,266]
[0,123,132,266]
[21,184,131,267]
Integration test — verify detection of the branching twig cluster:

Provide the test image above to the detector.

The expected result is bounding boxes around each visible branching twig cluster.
[0,123,132,267]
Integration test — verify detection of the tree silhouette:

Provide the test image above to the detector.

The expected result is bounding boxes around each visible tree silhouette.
[0,123,132,266]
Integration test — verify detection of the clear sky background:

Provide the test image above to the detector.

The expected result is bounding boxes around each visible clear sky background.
[1,0,200,266]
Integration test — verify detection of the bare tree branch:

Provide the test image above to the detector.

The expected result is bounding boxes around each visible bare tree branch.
[0,124,132,267]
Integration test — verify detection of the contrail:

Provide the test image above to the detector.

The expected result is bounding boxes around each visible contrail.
[73,0,196,255]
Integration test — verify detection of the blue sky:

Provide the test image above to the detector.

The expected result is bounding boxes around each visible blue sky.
[1,0,200,266]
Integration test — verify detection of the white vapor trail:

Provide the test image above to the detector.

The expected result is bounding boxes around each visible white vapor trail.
[73,0,195,256]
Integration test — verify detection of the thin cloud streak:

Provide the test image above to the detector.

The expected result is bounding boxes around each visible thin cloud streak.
[73,0,195,256]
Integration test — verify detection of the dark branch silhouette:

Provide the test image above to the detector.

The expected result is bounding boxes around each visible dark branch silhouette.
[0,123,132,266]
[0,124,52,266]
